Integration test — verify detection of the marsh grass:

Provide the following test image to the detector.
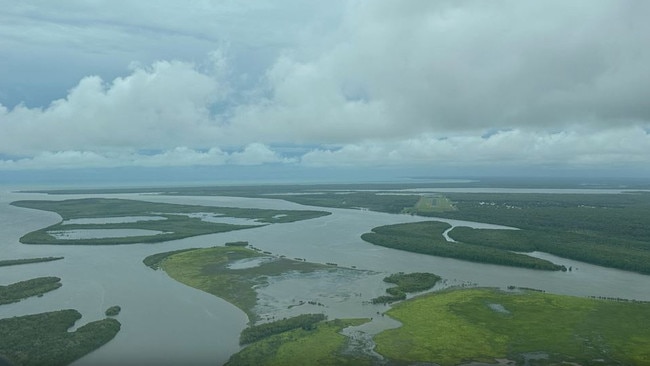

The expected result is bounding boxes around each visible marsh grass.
[374,288,650,365]
[147,246,329,321]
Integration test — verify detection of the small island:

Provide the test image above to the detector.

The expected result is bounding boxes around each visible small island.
[0,277,62,305]
[105,305,121,317]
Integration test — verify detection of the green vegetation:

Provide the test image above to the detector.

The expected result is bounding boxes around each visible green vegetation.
[0,277,62,305]
[0,310,120,366]
[0,257,63,267]
[431,192,650,274]
[361,221,563,271]
[142,248,197,270]
[104,306,121,317]
[145,246,329,320]
[371,272,441,304]
[402,194,456,214]
[225,241,249,247]
[240,313,326,345]
[11,198,329,245]
[374,288,650,365]
[226,318,372,366]
[268,192,420,213]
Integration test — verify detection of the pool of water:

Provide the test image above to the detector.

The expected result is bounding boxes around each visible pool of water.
[48,229,169,240]
[63,216,167,225]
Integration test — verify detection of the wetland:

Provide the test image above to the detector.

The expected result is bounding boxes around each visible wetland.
[1,182,650,365]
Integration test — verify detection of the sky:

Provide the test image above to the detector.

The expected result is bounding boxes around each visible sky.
[1,0,650,183]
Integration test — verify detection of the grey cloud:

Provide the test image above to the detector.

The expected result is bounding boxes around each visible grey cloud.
[1,0,649,172]
[228,0,650,141]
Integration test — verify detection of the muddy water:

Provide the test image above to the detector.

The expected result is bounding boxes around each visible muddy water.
[1,188,649,365]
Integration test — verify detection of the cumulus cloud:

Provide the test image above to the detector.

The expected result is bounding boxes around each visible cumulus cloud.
[1,0,649,173]
[1,60,225,155]
[228,0,650,142]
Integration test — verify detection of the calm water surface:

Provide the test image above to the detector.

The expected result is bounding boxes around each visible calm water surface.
[1,188,649,365]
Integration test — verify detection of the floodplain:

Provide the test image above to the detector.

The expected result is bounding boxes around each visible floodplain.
[1,180,650,365]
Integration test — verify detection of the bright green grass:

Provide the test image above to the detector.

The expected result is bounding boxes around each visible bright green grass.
[12,198,330,245]
[149,246,329,321]
[374,288,650,365]
[405,194,456,214]
[226,318,372,366]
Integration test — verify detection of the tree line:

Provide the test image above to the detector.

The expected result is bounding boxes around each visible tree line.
[240,313,326,345]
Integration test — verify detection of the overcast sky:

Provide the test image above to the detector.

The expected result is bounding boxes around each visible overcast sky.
[1,0,649,181]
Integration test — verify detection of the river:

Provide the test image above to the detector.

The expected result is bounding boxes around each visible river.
[1,187,649,365]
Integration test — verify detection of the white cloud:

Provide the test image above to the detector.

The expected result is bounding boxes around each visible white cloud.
[229,143,296,165]
[1,60,226,155]
[1,0,650,174]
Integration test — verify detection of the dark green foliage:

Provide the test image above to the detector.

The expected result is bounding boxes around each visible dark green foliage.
[0,257,63,267]
[11,198,330,245]
[362,222,563,271]
[436,192,650,274]
[225,241,249,247]
[435,192,650,243]
[384,272,441,292]
[104,306,121,317]
[0,310,120,366]
[0,277,62,305]
[240,314,327,345]
[371,272,441,304]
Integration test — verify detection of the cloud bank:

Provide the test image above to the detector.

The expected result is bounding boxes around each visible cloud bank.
[1,0,649,174]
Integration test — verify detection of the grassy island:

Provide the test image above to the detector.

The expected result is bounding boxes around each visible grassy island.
[11,198,330,245]
[144,246,331,320]
[0,277,62,305]
[362,221,563,271]
[374,288,650,365]
[0,310,120,366]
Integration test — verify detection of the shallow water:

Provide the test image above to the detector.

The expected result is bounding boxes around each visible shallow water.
[1,188,649,365]
[63,216,167,225]
[48,228,168,239]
